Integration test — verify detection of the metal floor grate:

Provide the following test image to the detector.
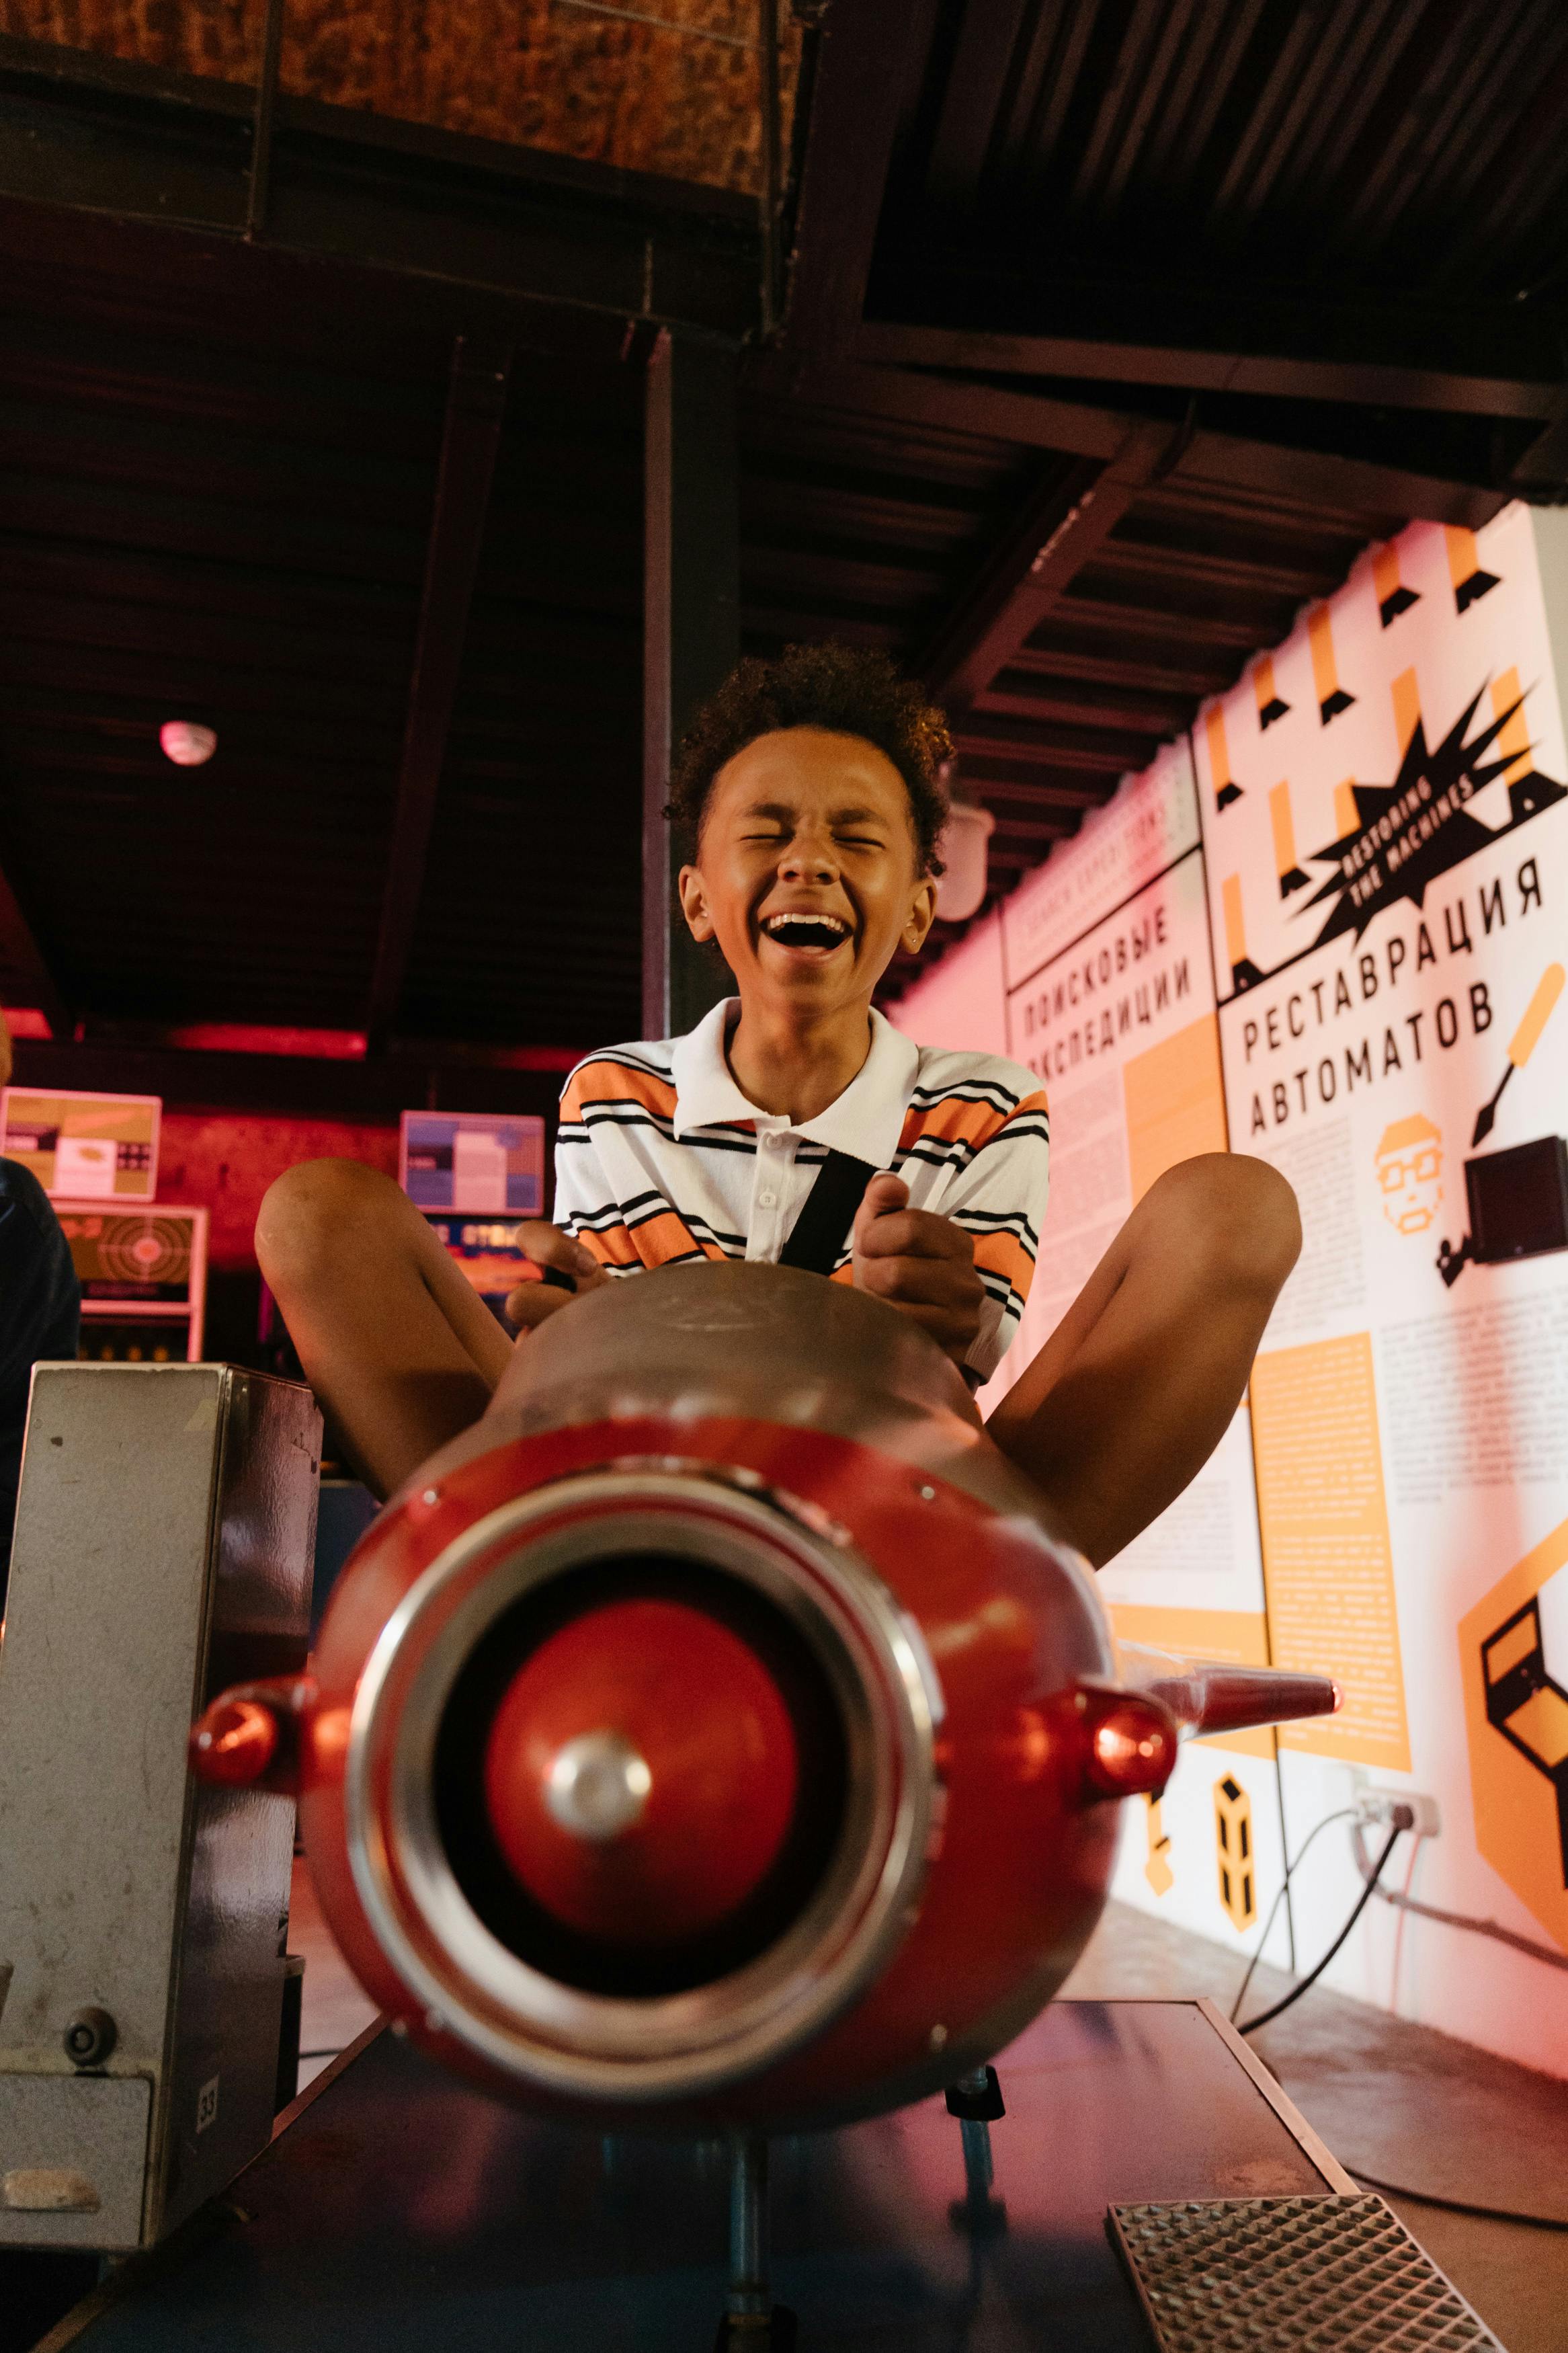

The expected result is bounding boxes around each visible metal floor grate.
[1108,2195,1505,2352]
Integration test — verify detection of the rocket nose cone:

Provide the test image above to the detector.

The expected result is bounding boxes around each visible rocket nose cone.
[482,1598,801,1946]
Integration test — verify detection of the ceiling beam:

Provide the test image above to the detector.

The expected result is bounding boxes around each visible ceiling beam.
[1048,594,1278,651]
[782,0,940,356]
[366,335,512,1052]
[0,855,70,1041]
[856,286,1564,420]
[975,678,1188,735]
[923,420,1175,714]
[956,776,1103,812]
[1001,643,1233,698]
[952,717,1152,772]
[748,350,1130,459]
[749,352,1506,529]
[1169,424,1506,534]
[0,36,759,337]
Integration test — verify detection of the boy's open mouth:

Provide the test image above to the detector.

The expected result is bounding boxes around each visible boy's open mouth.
[759,912,853,955]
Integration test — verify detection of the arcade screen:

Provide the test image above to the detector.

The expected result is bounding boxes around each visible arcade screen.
[399,1112,545,1216]
[1,1086,161,1200]
[423,1216,537,1316]
[56,1202,208,1359]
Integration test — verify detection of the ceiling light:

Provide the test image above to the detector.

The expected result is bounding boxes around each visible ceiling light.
[160,721,217,767]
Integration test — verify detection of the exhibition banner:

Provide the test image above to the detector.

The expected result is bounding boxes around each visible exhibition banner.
[1194,504,1568,2053]
[896,503,1568,2065]
[997,744,1286,1948]
[998,740,1219,1370]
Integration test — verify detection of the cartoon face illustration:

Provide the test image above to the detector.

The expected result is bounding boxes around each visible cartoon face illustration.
[1375,1113,1443,1236]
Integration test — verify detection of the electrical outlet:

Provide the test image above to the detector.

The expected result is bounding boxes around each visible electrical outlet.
[1357,1788,1442,1838]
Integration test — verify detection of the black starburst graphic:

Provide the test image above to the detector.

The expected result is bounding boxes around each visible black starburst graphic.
[1300,683,1567,951]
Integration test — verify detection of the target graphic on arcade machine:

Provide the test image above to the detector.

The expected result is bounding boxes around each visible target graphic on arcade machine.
[56,1203,208,1361]
[93,1215,194,1293]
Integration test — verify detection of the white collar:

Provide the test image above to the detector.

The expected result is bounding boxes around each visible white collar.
[669,998,919,1164]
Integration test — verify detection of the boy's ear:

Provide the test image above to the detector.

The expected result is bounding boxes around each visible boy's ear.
[899,875,939,957]
[677,865,715,943]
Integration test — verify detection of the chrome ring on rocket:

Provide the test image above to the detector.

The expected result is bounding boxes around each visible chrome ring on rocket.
[343,1466,940,2102]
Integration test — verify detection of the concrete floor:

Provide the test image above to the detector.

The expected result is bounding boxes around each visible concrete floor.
[1061,1900,1568,2353]
[291,1866,1568,2351]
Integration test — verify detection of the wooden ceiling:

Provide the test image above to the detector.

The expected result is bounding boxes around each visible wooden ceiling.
[0,0,1562,1096]
[7,0,802,195]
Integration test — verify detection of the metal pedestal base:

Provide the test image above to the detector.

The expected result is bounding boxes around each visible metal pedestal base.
[715,2132,796,2351]
[946,2065,1007,2237]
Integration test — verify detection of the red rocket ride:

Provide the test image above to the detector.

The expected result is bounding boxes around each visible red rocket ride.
[190,1263,1338,2132]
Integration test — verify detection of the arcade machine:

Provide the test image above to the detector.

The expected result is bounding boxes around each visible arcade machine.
[0,1086,208,1363]
[399,1108,548,1324]
[0,1263,1504,2350]
[303,1109,552,1626]
[58,1206,208,1365]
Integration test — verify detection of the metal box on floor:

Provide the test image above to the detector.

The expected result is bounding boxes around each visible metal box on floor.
[0,1363,321,2252]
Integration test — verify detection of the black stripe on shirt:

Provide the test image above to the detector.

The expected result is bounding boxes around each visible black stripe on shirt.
[907,1079,1024,1116]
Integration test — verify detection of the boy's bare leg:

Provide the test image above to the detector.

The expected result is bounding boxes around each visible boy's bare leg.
[985,1154,1301,1568]
[256,1160,518,1500]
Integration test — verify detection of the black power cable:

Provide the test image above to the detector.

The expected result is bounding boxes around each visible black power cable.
[1348,2167,1568,2233]
[1350,1818,1568,1973]
[1238,1827,1401,2036]
[1229,1806,1360,2026]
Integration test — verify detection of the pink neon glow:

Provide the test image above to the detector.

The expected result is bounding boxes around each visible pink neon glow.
[165,1025,369,1060]
[161,1028,584,1069]
[449,1044,583,1072]
[4,1010,585,1069]
[1,1007,53,1040]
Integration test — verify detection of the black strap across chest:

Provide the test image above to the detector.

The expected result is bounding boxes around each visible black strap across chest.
[777,1150,879,1278]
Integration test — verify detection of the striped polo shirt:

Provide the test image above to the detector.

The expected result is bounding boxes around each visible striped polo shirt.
[553,998,1050,1382]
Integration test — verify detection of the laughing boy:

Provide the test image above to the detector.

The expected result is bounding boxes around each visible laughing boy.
[259,645,1298,1567]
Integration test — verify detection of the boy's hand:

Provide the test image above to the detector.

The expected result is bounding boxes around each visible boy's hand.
[851,1173,985,1365]
[505,1223,610,1332]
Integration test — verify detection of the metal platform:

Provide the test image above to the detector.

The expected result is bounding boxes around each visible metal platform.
[42,2000,1368,2352]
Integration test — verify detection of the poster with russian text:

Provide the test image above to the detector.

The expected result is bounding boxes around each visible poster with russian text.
[991,741,1288,1961]
[1195,503,1568,2069]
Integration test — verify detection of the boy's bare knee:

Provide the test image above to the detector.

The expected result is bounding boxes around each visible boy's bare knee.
[256,1158,406,1289]
[1147,1152,1301,1295]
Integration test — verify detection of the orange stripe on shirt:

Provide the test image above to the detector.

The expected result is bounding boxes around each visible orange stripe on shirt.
[574,1220,643,1272]
[561,1058,678,1123]
[898,1087,1049,1156]
[576,1209,719,1273]
[629,1207,726,1269]
[972,1228,1037,1299]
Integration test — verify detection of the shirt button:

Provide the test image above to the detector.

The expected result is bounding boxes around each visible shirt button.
[759,1191,778,1208]
[764,1133,782,1150]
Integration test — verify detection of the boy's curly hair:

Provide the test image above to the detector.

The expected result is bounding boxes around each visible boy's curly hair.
[667,643,952,875]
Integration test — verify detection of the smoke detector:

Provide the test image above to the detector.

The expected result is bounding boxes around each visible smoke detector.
[159,721,217,767]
